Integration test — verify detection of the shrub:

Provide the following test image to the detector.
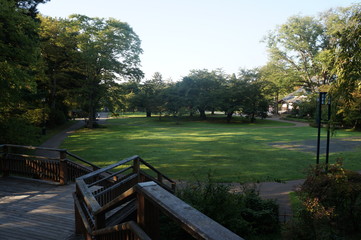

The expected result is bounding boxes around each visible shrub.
[23,108,46,126]
[49,109,67,126]
[175,174,280,238]
[284,162,361,239]
[0,117,40,145]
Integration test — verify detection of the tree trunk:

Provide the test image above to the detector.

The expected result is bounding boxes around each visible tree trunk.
[226,111,233,123]
[275,92,279,115]
[51,71,57,109]
[146,110,152,117]
[250,113,256,123]
[199,108,206,120]
[188,106,194,117]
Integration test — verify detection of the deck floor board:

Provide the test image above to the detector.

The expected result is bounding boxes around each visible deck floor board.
[0,177,81,240]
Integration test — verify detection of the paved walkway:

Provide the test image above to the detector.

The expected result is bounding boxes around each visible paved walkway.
[267,116,309,127]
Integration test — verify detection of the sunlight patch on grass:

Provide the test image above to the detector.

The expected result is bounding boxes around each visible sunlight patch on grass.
[61,115,361,182]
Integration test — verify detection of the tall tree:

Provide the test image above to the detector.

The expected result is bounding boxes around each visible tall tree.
[259,62,298,114]
[134,72,166,117]
[38,16,84,125]
[180,69,223,120]
[0,0,40,115]
[325,4,361,101]
[325,4,361,128]
[67,15,143,127]
[265,15,330,91]
[238,69,269,122]
[0,0,48,143]
[219,73,246,122]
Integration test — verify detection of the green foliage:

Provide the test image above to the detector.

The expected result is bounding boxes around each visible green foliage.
[23,108,46,126]
[265,15,328,91]
[38,15,144,128]
[49,108,67,126]
[0,0,40,114]
[176,174,279,238]
[284,162,361,239]
[0,117,40,145]
[290,97,317,119]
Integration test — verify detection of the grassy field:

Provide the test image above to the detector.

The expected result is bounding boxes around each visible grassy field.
[61,114,361,182]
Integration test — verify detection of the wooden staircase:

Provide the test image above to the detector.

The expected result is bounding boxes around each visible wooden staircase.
[1,144,244,240]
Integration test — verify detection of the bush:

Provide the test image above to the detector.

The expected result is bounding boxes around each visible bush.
[23,108,46,126]
[0,117,40,145]
[49,109,67,126]
[284,162,361,239]
[175,174,280,238]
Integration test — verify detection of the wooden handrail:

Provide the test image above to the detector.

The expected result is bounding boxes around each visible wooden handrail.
[88,166,133,187]
[4,153,59,161]
[93,174,137,198]
[139,158,175,184]
[136,181,245,240]
[1,144,66,152]
[66,151,100,170]
[139,170,175,192]
[94,187,136,216]
[77,179,102,213]
[78,155,139,181]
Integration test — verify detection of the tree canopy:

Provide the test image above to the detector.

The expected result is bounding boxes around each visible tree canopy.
[1,2,361,143]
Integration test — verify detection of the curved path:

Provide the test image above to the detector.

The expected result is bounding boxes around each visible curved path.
[267,116,309,127]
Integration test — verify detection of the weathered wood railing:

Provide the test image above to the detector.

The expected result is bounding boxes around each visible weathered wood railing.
[0,144,99,184]
[74,156,244,240]
[74,155,176,239]
[137,182,245,240]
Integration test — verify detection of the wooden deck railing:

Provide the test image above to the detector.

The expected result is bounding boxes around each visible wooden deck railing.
[74,155,176,239]
[137,182,245,240]
[0,144,97,184]
[74,156,244,240]
[1,144,245,239]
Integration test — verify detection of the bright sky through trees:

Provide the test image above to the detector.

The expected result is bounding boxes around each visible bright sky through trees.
[38,0,358,81]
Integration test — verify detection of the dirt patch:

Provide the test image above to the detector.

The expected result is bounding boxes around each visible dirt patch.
[269,137,361,154]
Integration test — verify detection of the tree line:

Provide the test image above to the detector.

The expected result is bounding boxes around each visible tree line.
[110,69,270,123]
[0,0,143,144]
[0,1,360,144]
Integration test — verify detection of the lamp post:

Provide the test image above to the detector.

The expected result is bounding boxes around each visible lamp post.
[316,92,325,165]
[315,90,331,168]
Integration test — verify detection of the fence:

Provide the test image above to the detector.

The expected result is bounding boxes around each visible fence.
[0,144,97,184]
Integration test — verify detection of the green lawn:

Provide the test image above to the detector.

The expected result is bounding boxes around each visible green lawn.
[61,114,361,182]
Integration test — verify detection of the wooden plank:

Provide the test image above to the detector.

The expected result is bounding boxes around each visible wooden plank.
[77,155,138,181]
[136,182,245,240]
[0,177,77,240]
[76,179,102,213]
[95,187,136,216]
[4,144,66,153]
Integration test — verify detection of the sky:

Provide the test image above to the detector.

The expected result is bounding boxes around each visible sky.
[38,0,358,81]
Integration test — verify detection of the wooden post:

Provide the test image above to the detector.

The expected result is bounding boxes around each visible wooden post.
[74,200,83,234]
[137,183,160,239]
[59,150,68,185]
[133,157,141,183]
[133,157,140,174]
[157,172,163,183]
[95,213,106,230]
